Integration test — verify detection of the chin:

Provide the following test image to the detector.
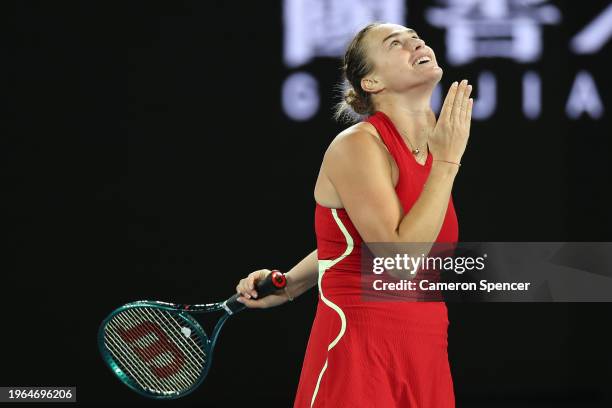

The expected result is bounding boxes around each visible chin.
[417,66,443,87]
[429,66,444,83]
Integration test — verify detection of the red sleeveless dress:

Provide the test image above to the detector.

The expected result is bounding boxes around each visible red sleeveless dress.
[293,111,459,408]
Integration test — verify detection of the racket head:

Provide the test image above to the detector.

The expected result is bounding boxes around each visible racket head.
[98,301,221,399]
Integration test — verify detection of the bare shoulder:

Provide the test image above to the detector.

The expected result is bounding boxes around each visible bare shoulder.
[324,122,387,163]
[315,122,392,207]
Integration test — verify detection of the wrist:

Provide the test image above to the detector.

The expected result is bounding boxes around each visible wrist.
[283,273,296,302]
[433,159,461,167]
[431,160,460,177]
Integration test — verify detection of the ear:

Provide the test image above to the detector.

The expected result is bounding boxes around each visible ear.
[361,76,385,94]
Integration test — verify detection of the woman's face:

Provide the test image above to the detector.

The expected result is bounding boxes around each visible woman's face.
[363,23,443,93]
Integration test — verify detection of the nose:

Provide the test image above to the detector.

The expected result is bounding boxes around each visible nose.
[410,38,425,52]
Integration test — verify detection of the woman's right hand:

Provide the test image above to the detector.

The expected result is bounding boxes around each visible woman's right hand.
[235,269,290,309]
[428,79,474,164]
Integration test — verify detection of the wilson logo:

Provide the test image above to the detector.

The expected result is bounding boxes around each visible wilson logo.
[117,321,185,379]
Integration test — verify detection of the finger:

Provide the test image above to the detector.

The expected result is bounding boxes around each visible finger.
[450,80,468,124]
[246,275,256,297]
[249,269,269,284]
[236,295,264,309]
[237,282,251,299]
[251,269,271,298]
[247,272,260,298]
[440,81,458,123]
[463,92,473,123]
[460,84,472,123]
[465,98,473,136]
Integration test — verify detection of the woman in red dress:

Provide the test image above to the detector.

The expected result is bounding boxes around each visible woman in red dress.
[235,22,473,407]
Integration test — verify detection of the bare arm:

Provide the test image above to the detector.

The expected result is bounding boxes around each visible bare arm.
[285,249,319,298]
[325,80,472,244]
[235,249,319,308]
[234,81,473,306]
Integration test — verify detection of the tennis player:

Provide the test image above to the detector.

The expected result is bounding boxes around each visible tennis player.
[235,22,472,407]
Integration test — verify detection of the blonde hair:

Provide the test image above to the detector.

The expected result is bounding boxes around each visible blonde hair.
[333,22,382,123]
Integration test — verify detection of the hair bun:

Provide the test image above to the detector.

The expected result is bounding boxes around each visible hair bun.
[344,88,357,104]
[344,87,369,115]
[333,22,380,123]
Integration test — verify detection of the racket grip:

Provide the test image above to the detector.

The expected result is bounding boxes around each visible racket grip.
[224,270,287,315]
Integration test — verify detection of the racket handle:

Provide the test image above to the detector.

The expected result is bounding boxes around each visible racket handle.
[223,270,287,315]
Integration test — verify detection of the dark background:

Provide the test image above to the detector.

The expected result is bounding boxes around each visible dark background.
[4,0,611,406]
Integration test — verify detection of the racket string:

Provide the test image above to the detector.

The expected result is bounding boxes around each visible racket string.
[108,313,193,393]
[119,309,201,388]
[135,308,205,377]
[112,312,195,390]
[138,308,205,368]
[109,311,196,393]
[154,308,207,359]
[133,309,203,386]
[105,329,172,392]
[104,307,208,395]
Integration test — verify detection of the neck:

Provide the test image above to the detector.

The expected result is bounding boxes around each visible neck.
[375,87,437,156]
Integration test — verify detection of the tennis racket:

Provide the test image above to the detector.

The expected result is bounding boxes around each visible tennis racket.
[98,270,287,399]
